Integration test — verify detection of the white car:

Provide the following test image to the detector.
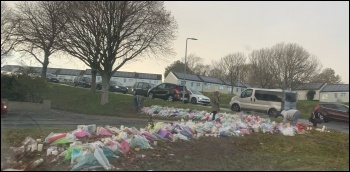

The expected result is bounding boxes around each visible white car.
[188,89,211,105]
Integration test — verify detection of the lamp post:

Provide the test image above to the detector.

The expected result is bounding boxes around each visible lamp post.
[183,37,198,103]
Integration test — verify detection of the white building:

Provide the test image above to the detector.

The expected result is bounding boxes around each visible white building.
[294,82,327,100]
[164,71,247,94]
[320,84,349,103]
[84,69,162,87]
[165,72,204,91]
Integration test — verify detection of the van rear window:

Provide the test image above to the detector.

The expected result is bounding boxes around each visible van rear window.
[285,93,297,102]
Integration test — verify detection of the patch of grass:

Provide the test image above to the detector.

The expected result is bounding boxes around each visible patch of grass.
[297,100,320,119]
[200,91,235,109]
[43,84,230,120]
[42,84,333,121]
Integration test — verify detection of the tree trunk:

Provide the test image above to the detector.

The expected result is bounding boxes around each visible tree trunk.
[41,51,49,78]
[90,68,97,92]
[100,73,110,105]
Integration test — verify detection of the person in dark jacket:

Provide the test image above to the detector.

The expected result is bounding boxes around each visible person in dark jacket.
[309,108,324,127]
[210,91,220,121]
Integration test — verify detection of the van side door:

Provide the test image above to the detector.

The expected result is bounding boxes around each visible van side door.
[252,90,270,111]
[239,89,254,110]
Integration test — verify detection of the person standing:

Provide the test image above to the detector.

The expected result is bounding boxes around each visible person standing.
[210,91,220,121]
[280,109,301,126]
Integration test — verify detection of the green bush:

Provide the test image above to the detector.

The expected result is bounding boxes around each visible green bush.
[306,90,316,100]
[1,75,49,103]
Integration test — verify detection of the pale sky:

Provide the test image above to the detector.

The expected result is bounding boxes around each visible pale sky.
[4,1,349,83]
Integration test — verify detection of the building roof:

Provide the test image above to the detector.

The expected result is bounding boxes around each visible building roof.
[172,72,202,82]
[222,80,246,87]
[198,75,225,85]
[137,73,162,80]
[84,70,161,80]
[58,69,84,76]
[320,84,349,92]
[112,71,136,78]
[294,82,326,90]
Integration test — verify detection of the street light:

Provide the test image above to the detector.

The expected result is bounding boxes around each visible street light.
[183,37,198,103]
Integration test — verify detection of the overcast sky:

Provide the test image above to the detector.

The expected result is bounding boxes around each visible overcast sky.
[4,1,349,83]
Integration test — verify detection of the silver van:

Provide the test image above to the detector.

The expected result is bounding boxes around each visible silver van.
[229,88,297,117]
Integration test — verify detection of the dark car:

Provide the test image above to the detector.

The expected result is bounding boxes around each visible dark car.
[132,82,157,97]
[74,76,92,88]
[147,83,189,102]
[315,103,349,122]
[96,80,128,94]
[46,73,59,83]
[1,100,8,117]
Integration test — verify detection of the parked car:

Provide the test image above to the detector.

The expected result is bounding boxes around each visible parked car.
[229,88,297,117]
[46,73,59,83]
[314,103,349,122]
[1,100,7,117]
[188,89,211,105]
[96,80,128,94]
[74,76,92,88]
[132,82,157,97]
[1,70,12,76]
[147,83,189,102]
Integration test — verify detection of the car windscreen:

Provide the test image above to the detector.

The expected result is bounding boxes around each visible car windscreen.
[110,80,123,86]
[84,77,92,82]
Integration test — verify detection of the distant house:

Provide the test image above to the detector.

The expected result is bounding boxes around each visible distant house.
[57,68,84,82]
[294,82,327,100]
[320,84,349,103]
[165,71,204,91]
[84,69,162,87]
[164,71,241,94]
[197,75,228,94]
[222,80,247,95]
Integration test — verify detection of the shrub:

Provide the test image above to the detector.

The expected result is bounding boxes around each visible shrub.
[306,90,316,100]
[1,75,49,103]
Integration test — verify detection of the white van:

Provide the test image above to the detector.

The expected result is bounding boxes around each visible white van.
[229,88,297,117]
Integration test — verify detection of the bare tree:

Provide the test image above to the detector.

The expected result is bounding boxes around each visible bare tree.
[1,2,18,62]
[207,60,226,79]
[311,68,342,84]
[62,1,177,105]
[13,1,67,78]
[249,48,276,88]
[270,43,321,90]
[219,53,246,93]
[183,54,210,75]
[239,63,252,84]
[164,60,190,78]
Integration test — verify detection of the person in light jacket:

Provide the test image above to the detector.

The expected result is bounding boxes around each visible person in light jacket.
[280,109,301,126]
[210,91,220,121]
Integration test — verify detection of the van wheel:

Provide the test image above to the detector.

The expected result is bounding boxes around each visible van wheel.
[191,98,197,104]
[231,104,240,112]
[268,108,278,118]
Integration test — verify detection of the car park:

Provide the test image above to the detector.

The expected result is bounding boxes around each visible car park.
[73,76,92,88]
[147,83,189,102]
[96,80,128,94]
[314,103,349,122]
[188,89,210,105]
[132,82,157,97]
